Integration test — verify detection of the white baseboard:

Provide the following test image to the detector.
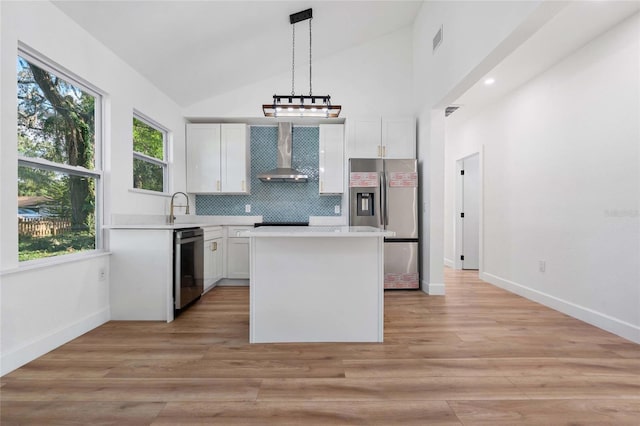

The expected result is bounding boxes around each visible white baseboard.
[1,308,110,376]
[481,272,640,344]
[216,278,249,287]
[444,258,454,268]
[423,281,445,295]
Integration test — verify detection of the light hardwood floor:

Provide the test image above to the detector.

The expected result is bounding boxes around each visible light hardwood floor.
[2,268,639,425]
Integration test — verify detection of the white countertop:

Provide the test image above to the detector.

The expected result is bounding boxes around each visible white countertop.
[104,224,205,230]
[241,226,395,238]
[105,215,263,229]
[105,215,349,230]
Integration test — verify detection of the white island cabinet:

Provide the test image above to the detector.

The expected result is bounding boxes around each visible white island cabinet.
[243,226,394,343]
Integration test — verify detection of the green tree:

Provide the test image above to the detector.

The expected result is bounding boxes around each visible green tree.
[133,117,164,192]
[17,57,95,229]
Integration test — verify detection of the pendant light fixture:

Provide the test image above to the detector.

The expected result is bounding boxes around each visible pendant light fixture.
[263,8,341,118]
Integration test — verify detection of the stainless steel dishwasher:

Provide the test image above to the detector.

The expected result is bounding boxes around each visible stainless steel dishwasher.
[174,227,204,315]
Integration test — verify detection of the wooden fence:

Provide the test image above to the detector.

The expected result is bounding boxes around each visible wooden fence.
[18,218,72,237]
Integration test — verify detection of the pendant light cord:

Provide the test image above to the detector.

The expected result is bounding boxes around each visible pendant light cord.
[309,18,312,96]
[291,17,313,97]
[291,23,296,96]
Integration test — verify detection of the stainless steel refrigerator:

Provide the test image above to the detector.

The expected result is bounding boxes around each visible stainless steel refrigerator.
[349,158,419,289]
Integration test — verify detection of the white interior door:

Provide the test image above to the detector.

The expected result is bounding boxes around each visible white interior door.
[461,154,479,269]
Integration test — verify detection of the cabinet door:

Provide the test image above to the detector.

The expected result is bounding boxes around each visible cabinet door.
[382,117,415,159]
[221,123,249,193]
[186,124,221,193]
[203,238,216,290]
[227,238,250,279]
[213,237,224,282]
[319,124,345,194]
[347,117,381,158]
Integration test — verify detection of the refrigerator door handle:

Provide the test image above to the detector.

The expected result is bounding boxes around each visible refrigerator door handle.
[381,171,389,227]
[379,172,385,227]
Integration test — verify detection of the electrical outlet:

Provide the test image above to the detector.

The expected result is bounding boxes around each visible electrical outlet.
[98,267,106,281]
[245,204,251,213]
[334,205,340,214]
[538,260,546,273]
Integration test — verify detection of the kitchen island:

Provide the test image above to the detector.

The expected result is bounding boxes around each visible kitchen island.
[242,226,394,343]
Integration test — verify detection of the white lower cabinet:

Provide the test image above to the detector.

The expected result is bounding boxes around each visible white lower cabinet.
[226,226,251,279]
[109,229,174,322]
[203,226,224,291]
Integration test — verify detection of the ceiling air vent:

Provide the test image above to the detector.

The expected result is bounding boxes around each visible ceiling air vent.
[433,25,443,53]
[445,105,461,117]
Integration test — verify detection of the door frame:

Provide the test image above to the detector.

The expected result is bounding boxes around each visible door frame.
[454,149,484,272]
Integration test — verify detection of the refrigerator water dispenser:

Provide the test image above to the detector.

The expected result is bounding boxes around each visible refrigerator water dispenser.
[356,193,375,216]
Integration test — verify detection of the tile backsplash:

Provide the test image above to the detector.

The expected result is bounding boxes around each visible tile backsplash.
[195,126,342,222]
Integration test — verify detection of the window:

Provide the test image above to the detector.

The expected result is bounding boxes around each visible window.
[17,51,101,262]
[132,114,167,193]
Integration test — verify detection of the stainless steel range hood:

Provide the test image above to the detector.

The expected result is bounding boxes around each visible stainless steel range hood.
[257,122,308,182]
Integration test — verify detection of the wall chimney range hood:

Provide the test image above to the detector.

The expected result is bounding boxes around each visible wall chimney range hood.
[257,123,308,183]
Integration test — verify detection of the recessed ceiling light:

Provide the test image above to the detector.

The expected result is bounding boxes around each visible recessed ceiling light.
[484,77,496,86]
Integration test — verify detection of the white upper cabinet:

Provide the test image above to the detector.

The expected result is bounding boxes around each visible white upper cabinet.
[221,124,249,193]
[186,123,249,194]
[347,116,381,159]
[347,116,416,159]
[381,117,416,159]
[186,124,221,193]
[319,124,344,194]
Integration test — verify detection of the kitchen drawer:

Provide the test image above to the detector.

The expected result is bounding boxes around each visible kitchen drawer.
[227,225,252,238]
[202,226,223,240]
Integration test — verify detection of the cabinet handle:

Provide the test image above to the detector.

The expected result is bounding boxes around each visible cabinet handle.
[383,146,386,157]
[377,145,382,157]
[213,241,217,251]
[241,180,245,191]
[216,180,221,191]
[320,181,324,192]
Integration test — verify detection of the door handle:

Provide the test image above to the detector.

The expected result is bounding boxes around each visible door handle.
[379,172,385,227]
[382,172,389,226]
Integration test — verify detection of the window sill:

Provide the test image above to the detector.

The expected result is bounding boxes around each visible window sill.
[0,250,111,277]
[129,188,171,197]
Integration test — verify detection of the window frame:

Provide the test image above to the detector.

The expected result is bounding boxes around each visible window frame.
[17,46,104,262]
[132,112,169,194]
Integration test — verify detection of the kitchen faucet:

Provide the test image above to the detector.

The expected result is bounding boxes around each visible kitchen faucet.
[169,191,190,225]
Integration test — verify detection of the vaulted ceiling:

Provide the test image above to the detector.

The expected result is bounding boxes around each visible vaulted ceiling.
[53,1,423,107]
[53,1,639,113]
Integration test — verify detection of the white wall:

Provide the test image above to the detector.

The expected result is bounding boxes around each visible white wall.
[444,13,640,342]
[411,0,566,294]
[0,1,186,374]
[1,256,111,374]
[184,26,414,118]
